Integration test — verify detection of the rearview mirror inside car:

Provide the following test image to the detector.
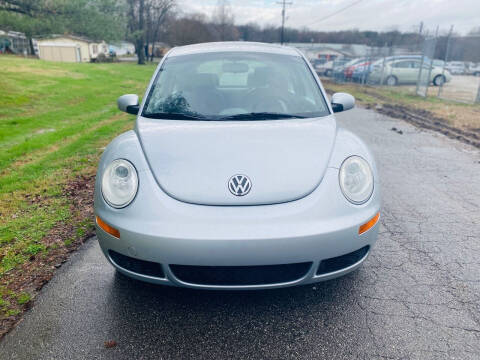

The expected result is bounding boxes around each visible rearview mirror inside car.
[222,62,249,73]
[117,94,139,115]
[331,92,355,113]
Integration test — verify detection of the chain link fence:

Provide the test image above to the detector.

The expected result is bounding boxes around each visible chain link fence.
[416,36,437,97]
[436,35,480,104]
[310,36,480,105]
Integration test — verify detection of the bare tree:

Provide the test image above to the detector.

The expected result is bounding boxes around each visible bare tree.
[167,13,215,46]
[126,0,145,64]
[145,0,175,61]
[468,27,480,36]
[127,0,175,64]
[212,0,236,41]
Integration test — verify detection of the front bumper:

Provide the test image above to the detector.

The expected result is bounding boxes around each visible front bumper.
[96,218,378,290]
[95,166,381,290]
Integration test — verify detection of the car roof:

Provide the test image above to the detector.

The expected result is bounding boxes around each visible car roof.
[168,41,301,57]
[371,56,432,65]
[343,58,367,66]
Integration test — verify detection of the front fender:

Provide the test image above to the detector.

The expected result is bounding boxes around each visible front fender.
[328,127,379,176]
[94,130,149,209]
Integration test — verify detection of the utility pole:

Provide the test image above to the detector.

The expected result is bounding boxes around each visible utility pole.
[417,21,423,52]
[439,25,454,98]
[277,0,292,45]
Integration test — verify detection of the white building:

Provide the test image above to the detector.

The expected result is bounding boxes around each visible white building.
[0,30,30,54]
[36,35,108,62]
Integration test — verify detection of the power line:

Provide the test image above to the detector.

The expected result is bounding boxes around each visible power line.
[276,0,292,45]
[303,0,367,28]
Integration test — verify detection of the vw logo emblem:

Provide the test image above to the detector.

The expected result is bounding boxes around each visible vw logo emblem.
[228,174,252,196]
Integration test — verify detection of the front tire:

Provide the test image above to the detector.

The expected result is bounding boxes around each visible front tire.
[325,69,332,77]
[385,75,398,86]
[433,75,446,86]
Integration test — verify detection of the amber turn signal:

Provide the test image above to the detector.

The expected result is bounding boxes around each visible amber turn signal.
[358,212,380,235]
[96,216,120,238]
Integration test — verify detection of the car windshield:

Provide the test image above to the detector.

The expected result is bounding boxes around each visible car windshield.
[142,51,330,120]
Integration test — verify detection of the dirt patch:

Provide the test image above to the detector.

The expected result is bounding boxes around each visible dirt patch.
[367,103,480,149]
[0,174,96,339]
[323,82,480,148]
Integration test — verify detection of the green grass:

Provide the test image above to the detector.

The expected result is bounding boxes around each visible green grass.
[0,56,155,318]
[16,292,31,305]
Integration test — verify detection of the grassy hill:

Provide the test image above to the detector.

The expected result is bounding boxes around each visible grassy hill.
[0,56,155,332]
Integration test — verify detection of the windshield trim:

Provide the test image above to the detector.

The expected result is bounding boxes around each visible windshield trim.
[141,50,331,121]
[141,111,332,121]
[300,54,332,115]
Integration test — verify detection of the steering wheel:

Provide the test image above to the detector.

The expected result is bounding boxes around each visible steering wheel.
[250,94,289,113]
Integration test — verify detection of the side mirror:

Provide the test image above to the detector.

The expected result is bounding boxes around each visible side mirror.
[117,94,139,115]
[331,92,355,113]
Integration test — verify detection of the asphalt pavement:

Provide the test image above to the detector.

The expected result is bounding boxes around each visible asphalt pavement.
[1,107,479,359]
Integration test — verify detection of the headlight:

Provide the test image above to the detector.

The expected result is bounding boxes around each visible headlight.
[339,156,374,204]
[101,159,138,208]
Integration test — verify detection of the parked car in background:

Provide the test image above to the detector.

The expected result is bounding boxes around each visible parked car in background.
[445,61,466,75]
[310,58,325,70]
[351,59,381,83]
[466,63,480,76]
[368,58,451,86]
[332,58,366,81]
[315,58,351,77]
[344,59,370,81]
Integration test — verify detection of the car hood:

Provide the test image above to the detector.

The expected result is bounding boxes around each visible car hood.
[136,116,337,205]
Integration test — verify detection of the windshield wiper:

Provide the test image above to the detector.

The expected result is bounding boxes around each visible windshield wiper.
[142,112,207,120]
[218,112,306,120]
[143,112,306,121]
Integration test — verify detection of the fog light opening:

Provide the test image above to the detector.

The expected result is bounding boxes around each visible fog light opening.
[359,212,380,235]
[96,216,120,238]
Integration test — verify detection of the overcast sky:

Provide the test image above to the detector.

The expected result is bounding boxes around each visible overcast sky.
[178,0,479,35]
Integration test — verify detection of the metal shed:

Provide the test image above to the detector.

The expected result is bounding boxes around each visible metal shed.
[36,35,109,62]
[37,42,81,62]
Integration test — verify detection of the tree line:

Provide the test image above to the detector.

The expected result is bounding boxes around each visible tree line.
[0,0,125,54]
[1,0,480,63]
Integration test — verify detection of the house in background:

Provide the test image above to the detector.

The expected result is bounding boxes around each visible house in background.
[147,42,170,58]
[0,30,31,54]
[36,35,108,62]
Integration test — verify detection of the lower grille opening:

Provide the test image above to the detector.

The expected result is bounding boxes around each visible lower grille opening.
[316,246,370,275]
[109,250,165,278]
[170,262,312,286]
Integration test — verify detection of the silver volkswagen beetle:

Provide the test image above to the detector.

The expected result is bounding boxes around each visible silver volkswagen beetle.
[94,42,381,290]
